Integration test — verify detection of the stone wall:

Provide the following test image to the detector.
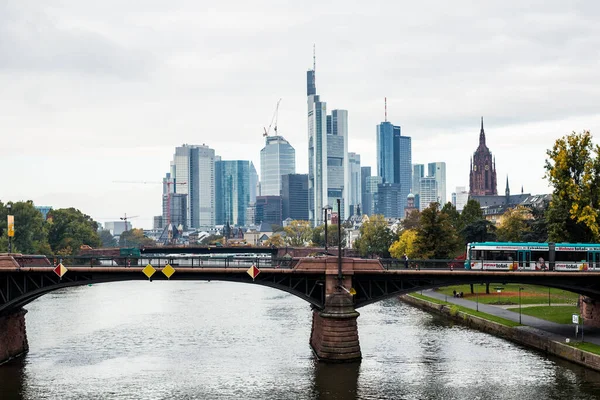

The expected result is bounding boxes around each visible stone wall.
[401,295,600,372]
[581,296,600,328]
[0,309,29,364]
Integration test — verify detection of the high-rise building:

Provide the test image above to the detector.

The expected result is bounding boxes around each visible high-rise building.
[254,196,283,226]
[376,119,412,212]
[162,193,187,230]
[170,144,215,229]
[260,135,295,196]
[412,164,424,210]
[452,186,469,212]
[348,152,361,216]
[469,117,498,196]
[360,166,371,215]
[428,162,447,205]
[375,183,402,218]
[215,160,255,226]
[364,176,383,216]
[281,173,309,221]
[307,55,350,225]
[419,176,438,210]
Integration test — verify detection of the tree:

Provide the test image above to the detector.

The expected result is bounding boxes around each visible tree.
[263,234,285,247]
[47,208,101,255]
[311,224,346,248]
[389,229,417,259]
[353,215,394,258]
[119,228,155,248]
[496,206,531,242]
[200,234,223,245]
[99,230,118,247]
[545,131,600,242]
[0,201,50,254]
[283,220,312,247]
[522,201,549,242]
[441,202,463,234]
[461,199,484,226]
[461,219,497,244]
[401,210,421,231]
[413,203,462,259]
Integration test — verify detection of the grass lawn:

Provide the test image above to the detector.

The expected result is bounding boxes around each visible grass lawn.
[409,293,521,327]
[436,284,578,305]
[569,341,600,355]
[507,305,580,324]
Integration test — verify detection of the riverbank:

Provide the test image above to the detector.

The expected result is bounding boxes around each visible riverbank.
[400,293,600,372]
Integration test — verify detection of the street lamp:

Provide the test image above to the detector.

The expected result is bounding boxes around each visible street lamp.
[323,204,332,253]
[337,199,342,288]
[519,287,524,324]
[6,204,13,254]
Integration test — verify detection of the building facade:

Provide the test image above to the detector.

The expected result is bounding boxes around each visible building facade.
[419,176,438,210]
[364,176,383,216]
[427,162,447,205]
[348,152,361,216]
[375,183,402,218]
[469,118,498,196]
[260,135,295,196]
[452,186,469,212]
[281,173,309,221]
[162,193,187,230]
[254,196,283,227]
[360,166,371,215]
[215,160,255,226]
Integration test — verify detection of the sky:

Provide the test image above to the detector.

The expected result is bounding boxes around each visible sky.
[1,0,600,229]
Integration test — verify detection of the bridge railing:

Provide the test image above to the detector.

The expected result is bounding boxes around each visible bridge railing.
[379,258,464,270]
[10,255,300,269]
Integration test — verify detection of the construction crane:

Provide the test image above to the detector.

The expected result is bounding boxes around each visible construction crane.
[119,213,138,232]
[113,180,187,226]
[263,98,282,137]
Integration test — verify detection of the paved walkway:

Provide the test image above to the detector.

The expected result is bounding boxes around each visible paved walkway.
[422,290,600,346]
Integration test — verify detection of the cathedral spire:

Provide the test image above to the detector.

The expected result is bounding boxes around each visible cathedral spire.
[505,175,510,197]
[479,116,486,146]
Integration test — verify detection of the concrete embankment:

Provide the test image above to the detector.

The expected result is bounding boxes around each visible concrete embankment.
[400,294,600,372]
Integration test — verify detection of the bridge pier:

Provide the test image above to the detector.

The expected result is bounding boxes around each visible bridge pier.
[581,296,600,328]
[0,308,28,364]
[310,292,362,363]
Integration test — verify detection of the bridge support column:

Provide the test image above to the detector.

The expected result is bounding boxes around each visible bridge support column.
[310,292,361,363]
[0,308,28,364]
[581,296,600,328]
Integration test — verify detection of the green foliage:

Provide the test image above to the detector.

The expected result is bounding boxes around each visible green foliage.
[353,215,394,258]
[441,202,464,234]
[99,230,118,247]
[263,234,285,247]
[47,208,101,255]
[545,130,600,242]
[461,199,484,226]
[413,203,461,259]
[401,209,421,231]
[389,229,417,259]
[0,201,50,254]
[310,224,346,248]
[461,219,497,244]
[496,205,531,242]
[283,220,312,246]
[119,228,155,248]
[522,202,549,242]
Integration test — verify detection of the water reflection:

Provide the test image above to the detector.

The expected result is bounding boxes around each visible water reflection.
[311,361,360,400]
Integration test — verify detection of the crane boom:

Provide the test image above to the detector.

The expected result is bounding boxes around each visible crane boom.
[263,98,282,137]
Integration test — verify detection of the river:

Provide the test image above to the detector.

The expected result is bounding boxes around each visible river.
[1,281,600,399]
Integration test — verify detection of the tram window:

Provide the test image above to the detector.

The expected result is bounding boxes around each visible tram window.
[556,251,586,262]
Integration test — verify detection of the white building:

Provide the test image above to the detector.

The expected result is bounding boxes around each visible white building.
[348,152,362,216]
[104,221,131,236]
[452,186,469,212]
[419,176,438,210]
[427,162,447,205]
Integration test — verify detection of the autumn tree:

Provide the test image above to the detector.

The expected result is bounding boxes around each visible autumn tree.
[545,131,600,242]
[283,220,312,246]
[263,234,285,247]
[353,215,394,258]
[119,228,155,248]
[47,208,101,255]
[414,203,461,259]
[99,230,118,247]
[389,229,418,259]
[401,209,421,231]
[496,205,531,242]
[311,224,346,249]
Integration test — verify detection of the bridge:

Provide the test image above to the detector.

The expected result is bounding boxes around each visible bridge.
[1,252,600,364]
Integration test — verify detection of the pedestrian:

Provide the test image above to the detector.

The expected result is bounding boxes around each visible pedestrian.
[403,253,409,269]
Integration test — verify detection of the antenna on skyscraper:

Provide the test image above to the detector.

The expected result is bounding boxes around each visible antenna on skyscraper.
[313,44,316,72]
[385,97,387,122]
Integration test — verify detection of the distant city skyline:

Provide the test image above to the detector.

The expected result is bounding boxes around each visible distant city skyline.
[2,1,598,228]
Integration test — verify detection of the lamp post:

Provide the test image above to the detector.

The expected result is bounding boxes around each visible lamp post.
[323,204,332,253]
[337,199,342,288]
[7,204,13,254]
[519,287,524,324]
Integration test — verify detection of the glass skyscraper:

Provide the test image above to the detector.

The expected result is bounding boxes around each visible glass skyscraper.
[260,135,295,196]
[215,160,255,226]
[427,162,447,205]
[348,152,361,216]
[376,121,412,212]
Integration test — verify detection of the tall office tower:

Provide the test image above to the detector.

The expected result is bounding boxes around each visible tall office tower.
[360,166,371,215]
[364,176,383,216]
[162,193,187,230]
[428,162,447,205]
[281,173,309,221]
[215,160,255,226]
[347,153,361,216]
[469,117,498,196]
[412,164,424,210]
[260,135,296,196]
[249,162,258,204]
[171,144,215,229]
[376,115,412,213]
[375,183,402,218]
[254,196,283,226]
[419,176,439,210]
[452,186,469,212]
[327,109,350,220]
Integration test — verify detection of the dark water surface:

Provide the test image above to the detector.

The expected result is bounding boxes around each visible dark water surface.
[1,281,600,399]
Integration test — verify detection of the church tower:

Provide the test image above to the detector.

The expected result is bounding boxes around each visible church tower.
[469,117,498,196]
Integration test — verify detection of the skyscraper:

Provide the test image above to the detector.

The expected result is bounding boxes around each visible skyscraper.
[419,176,438,210]
[376,118,412,212]
[364,176,383,216]
[348,153,361,216]
[375,183,402,218]
[215,160,255,226]
[469,117,498,196]
[282,173,309,221]
[361,166,371,215]
[452,186,469,212]
[428,162,447,205]
[260,135,295,196]
[412,164,424,210]
[170,144,215,229]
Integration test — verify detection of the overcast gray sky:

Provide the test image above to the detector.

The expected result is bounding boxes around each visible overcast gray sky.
[2,0,600,229]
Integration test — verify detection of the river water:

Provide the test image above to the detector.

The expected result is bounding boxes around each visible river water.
[1,281,600,399]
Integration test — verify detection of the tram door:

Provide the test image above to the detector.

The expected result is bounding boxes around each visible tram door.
[587,252,600,270]
[517,250,531,270]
